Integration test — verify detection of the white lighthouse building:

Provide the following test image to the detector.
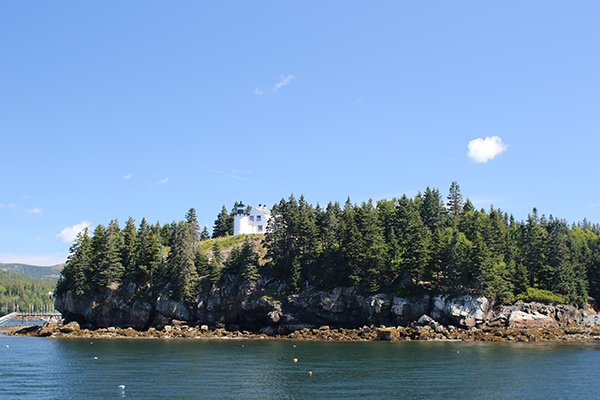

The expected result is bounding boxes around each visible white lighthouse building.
[233,202,272,235]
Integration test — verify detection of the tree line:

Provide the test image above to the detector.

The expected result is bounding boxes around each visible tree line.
[0,270,56,315]
[265,183,600,306]
[55,208,259,303]
[56,183,600,307]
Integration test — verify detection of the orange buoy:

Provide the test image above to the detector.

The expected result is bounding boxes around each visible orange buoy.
[293,358,298,363]
[309,371,312,376]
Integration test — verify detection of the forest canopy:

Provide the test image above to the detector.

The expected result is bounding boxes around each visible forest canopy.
[0,270,56,316]
[56,183,600,307]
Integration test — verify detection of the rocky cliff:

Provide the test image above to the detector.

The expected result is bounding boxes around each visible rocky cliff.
[55,279,600,332]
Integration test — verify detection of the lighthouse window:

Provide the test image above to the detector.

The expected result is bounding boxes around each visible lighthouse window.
[256,215,262,222]
[258,225,263,232]
[249,216,254,221]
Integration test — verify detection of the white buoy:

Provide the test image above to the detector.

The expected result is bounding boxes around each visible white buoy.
[119,385,126,390]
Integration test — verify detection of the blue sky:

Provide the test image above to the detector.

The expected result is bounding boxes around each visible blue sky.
[1,2,599,266]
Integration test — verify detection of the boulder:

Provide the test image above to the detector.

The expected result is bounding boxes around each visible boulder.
[418,314,434,326]
[444,295,492,327]
[508,310,559,328]
[60,321,80,333]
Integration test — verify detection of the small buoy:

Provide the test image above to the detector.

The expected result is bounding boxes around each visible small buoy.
[94,357,98,360]
[5,345,8,348]
[242,345,244,347]
[457,351,460,354]
[309,371,312,376]
[293,345,296,348]
[118,385,126,390]
[293,358,298,363]
[90,342,93,345]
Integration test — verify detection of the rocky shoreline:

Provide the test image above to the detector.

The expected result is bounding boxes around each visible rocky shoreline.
[40,281,600,343]
[11,319,600,343]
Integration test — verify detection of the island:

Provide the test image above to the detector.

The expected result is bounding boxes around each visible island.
[15,183,600,342]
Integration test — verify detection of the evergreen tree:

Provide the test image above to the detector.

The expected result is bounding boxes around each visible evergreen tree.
[195,251,210,277]
[447,181,464,218]
[134,218,162,287]
[200,226,210,241]
[588,238,600,302]
[265,196,299,281]
[420,187,447,231]
[463,198,475,213]
[91,221,124,287]
[428,226,454,285]
[56,228,92,295]
[355,200,387,292]
[394,195,430,283]
[185,207,200,243]
[444,230,471,289]
[208,241,223,284]
[121,216,137,279]
[159,222,173,247]
[297,195,317,283]
[522,209,547,288]
[212,205,234,238]
[168,221,199,302]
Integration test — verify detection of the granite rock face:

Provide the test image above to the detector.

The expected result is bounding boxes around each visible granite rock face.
[55,281,600,331]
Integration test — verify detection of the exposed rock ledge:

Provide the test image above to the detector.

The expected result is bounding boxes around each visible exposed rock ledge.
[12,320,600,343]
[54,281,600,335]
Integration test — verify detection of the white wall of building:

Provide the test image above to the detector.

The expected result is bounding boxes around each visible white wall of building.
[233,205,271,235]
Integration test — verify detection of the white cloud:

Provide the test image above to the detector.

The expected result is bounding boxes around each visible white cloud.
[122,173,132,180]
[26,207,42,215]
[0,252,67,266]
[467,136,508,163]
[0,203,17,209]
[255,74,295,95]
[273,74,294,91]
[150,177,169,187]
[56,221,91,243]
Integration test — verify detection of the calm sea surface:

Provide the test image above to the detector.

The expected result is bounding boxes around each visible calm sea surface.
[1,334,599,399]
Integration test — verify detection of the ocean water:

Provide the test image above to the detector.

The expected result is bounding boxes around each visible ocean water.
[1,335,599,399]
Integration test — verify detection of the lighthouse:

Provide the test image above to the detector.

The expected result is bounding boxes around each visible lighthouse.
[233,202,271,235]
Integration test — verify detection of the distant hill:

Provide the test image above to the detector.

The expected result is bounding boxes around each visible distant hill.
[0,263,63,280]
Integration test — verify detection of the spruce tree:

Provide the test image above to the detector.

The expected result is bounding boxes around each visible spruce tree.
[212,205,234,238]
[168,221,199,302]
[57,228,92,296]
[185,207,200,244]
[421,187,447,231]
[200,226,210,241]
[394,195,430,283]
[90,221,124,287]
[447,181,464,218]
[122,216,137,280]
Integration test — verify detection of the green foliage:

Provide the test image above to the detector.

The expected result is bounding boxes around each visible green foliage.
[515,288,566,304]
[212,204,235,238]
[224,238,260,282]
[56,182,600,308]
[0,270,56,315]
